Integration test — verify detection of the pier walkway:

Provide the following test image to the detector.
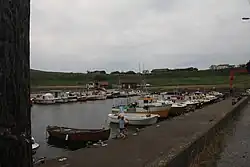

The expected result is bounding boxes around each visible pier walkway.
[38,98,234,167]
[215,104,250,167]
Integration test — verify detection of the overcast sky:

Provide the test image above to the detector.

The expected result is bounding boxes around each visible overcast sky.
[30,0,250,72]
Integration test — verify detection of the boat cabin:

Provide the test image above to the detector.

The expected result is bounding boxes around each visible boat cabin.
[137,97,159,107]
[36,93,55,100]
[162,92,184,101]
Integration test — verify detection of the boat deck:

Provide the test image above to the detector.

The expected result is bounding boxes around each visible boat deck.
[36,98,233,167]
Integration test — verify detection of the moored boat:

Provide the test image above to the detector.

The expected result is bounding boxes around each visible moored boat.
[112,97,171,118]
[46,126,111,143]
[168,102,187,116]
[34,93,56,105]
[135,97,171,118]
[106,93,114,99]
[66,92,78,102]
[77,95,87,102]
[32,137,40,154]
[96,94,107,100]
[108,113,159,126]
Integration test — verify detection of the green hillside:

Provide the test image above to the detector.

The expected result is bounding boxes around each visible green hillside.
[30,68,250,88]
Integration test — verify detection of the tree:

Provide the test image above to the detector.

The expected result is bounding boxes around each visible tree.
[93,74,107,81]
[0,1,32,167]
[125,71,136,74]
[111,71,120,75]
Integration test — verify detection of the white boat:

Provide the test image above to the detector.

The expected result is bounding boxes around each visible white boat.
[66,92,78,102]
[34,93,56,104]
[50,90,68,103]
[32,137,40,153]
[246,89,250,95]
[165,101,188,116]
[108,113,159,126]
[135,97,172,118]
[87,91,107,101]
[55,96,68,103]
[96,94,107,100]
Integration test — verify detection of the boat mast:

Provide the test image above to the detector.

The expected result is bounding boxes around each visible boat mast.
[142,63,148,94]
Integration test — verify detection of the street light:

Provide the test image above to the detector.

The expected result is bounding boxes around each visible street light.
[242,17,250,20]
[242,0,250,20]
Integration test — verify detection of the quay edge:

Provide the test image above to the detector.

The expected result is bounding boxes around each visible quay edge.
[35,97,249,167]
[155,96,249,167]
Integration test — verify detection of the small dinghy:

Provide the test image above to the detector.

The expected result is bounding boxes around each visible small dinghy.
[108,113,159,126]
[46,126,111,143]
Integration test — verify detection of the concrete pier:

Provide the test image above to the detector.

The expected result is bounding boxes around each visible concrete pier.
[36,97,249,167]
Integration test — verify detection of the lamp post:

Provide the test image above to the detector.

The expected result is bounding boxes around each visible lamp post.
[242,17,250,20]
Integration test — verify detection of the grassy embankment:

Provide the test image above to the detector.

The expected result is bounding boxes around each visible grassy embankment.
[31,69,250,91]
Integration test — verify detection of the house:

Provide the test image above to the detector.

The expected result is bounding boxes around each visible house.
[209,64,235,70]
[86,82,95,89]
[142,70,150,74]
[86,81,109,89]
[119,76,141,89]
[97,81,109,88]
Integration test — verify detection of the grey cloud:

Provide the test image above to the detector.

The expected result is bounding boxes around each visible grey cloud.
[30,0,250,72]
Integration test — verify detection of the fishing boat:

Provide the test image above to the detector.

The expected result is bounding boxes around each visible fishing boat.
[46,126,111,143]
[135,97,172,118]
[66,92,78,102]
[112,97,171,118]
[77,95,87,102]
[32,137,40,154]
[51,90,68,103]
[33,93,56,104]
[168,102,188,116]
[182,100,198,111]
[95,94,107,100]
[108,113,159,126]
[106,93,114,99]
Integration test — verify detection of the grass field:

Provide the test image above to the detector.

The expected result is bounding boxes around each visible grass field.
[30,69,250,89]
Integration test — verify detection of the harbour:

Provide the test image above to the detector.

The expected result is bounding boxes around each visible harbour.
[30,88,238,166]
[33,95,249,167]
[1,1,250,166]
[32,96,139,159]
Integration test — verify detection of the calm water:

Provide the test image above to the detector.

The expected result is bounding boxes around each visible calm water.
[31,97,137,159]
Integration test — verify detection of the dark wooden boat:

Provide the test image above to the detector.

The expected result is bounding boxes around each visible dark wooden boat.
[46,126,111,143]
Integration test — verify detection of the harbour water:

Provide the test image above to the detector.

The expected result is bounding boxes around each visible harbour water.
[32,97,137,159]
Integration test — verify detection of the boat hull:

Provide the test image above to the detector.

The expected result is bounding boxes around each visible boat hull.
[46,126,111,143]
[34,100,56,105]
[112,105,171,118]
[78,96,87,102]
[108,114,158,126]
[134,105,171,119]
[169,107,186,116]
[55,98,68,103]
